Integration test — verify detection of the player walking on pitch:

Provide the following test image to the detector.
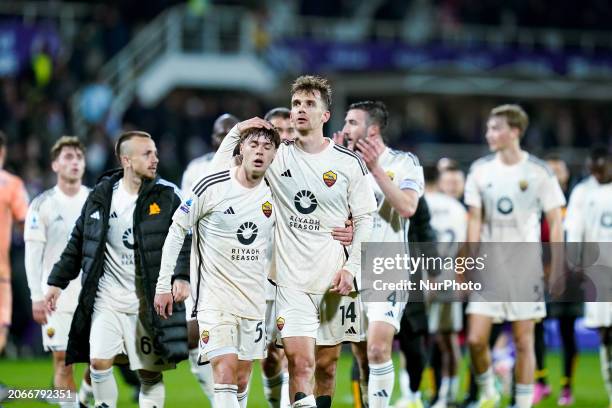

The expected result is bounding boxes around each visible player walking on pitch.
[45,131,191,408]
[25,137,94,407]
[336,100,423,408]
[156,126,280,408]
[464,105,566,408]
[210,76,377,408]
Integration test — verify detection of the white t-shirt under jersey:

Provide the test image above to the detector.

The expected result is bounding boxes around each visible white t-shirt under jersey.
[464,152,566,242]
[24,186,90,312]
[370,147,424,243]
[173,167,275,319]
[95,179,139,314]
[181,152,215,194]
[210,127,377,294]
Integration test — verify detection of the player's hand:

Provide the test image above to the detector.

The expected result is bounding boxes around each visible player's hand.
[332,131,345,147]
[356,137,385,172]
[330,269,354,296]
[332,219,353,246]
[154,293,173,320]
[44,286,62,313]
[32,300,47,325]
[236,117,273,132]
[172,279,190,302]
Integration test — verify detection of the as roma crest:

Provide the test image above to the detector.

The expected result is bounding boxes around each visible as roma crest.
[519,179,529,191]
[46,327,55,338]
[200,330,209,344]
[276,317,285,331]
[323,171,337,187]
[262,201,273,218]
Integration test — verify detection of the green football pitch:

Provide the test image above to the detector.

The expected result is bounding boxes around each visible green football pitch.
[0,351,607,407]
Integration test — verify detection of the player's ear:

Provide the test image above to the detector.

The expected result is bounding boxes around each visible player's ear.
[367,124,380,138]
[51,160,59,173]
[321,110,331,124]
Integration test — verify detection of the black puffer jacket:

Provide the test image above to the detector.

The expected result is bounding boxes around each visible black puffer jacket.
[48,169,191,365]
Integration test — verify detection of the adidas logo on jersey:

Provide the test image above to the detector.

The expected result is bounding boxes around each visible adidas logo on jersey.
[90,211,100,220]
[385,310,394,318]
[224,207,235,214]
[281,169,292,177]
[53,215,63,223]
[373,389,389,397]
[110,211,118,219]
[345,326,357,335]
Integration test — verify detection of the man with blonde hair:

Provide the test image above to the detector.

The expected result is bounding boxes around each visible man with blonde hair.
[464,105,565,408]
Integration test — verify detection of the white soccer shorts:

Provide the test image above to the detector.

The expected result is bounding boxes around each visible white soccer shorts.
[585,302,612,328]
[90,306,175,372]
[43,311,73,352]
[466,301,546,322]
[275,286,361,346]
[428,302,463,334]
[197,309,266,362]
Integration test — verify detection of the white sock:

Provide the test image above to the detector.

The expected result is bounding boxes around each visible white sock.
[515,383,534,408]
[368,360,394,408]
[189,348,215,402]
[59,401,77,408]
[600,345,612,404]
[263,371,289,408]
[438,376,450,402]
[78,378,93,405]
[449,375,459,402]
[237,389,249,408]
[475,367,496,399]
[399,369,410,400]
[292,394,316,407]
[90,366,118,408]
[139,373,165,408]
[214,384,240,407]
[407,390,421,403]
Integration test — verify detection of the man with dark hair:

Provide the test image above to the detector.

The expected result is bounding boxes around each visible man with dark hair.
[265,107,296,142]
[336,100,423,408]
[210,75,376,408]
[178,113,240,406]
[156,126,280,407]
[25,136,94,407]
[45,131,191,408]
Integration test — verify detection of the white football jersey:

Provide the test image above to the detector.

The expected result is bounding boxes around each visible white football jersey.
[565,175,599,238]
[181,152,215,194]
[370,148,424,243]
[266,140,376,293]
[174,167,275,319]
[24,186,89,312]
[95,179,139,314]
[568,182,612,243]
[211,128,377,294]
[425,191,467,244]
[464,152,566,242]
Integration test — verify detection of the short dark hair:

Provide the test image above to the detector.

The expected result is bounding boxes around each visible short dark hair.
[589,145,610,163]
[291,75,332,110]
[423,165,439,184]
[0,131,6,150]
[51,136,86,161]
[238,127,281,149]
[264,107,290,122]
[348,100,388,132]
[115,131,152,162]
